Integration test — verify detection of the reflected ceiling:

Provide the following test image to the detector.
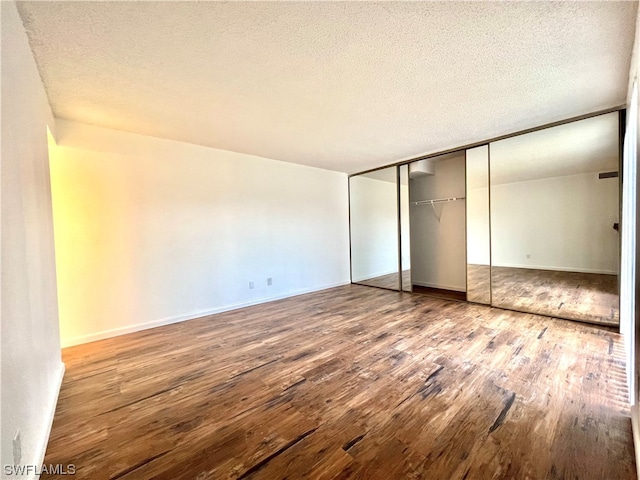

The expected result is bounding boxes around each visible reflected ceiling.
[490,112,619,185]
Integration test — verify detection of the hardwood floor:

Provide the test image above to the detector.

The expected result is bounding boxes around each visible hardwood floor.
[42,285,634,479]
[491,267,620,326]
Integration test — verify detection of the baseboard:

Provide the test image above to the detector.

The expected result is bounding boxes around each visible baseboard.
[60,281,350,348]
[492,263,617,275]
[412,280,466,293]
[28,361,65,479]
[632,404,640,480]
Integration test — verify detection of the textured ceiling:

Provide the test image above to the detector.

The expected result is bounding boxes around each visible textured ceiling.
[17,1,638,173]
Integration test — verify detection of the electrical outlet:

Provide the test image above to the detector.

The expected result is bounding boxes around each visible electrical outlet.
[249,281,254,289]
[13,430,21,465]
[267,278,273,286]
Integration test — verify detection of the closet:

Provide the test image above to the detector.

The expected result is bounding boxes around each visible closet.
[349,152,470,299]
[348,109,622,328]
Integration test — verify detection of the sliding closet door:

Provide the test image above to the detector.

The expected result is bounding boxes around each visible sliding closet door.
[400,164,412,292]
[466,146,491,304]
[349,167,400,290]
[490,112,620,325]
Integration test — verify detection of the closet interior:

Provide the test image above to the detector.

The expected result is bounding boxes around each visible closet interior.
[408,153,466,299]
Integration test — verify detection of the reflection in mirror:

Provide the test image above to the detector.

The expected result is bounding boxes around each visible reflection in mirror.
[400,165,412,291]
[490,112,620,325]
[466,146,491,304]
[350,167,400,290]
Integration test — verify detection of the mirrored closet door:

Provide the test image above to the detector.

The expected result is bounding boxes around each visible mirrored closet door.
[466,145,491,305]
[400,165,412,292]
[349,167,400,291]
[348,110,621,327]
[490,112,620,326]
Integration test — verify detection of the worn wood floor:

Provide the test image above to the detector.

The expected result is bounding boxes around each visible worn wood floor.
[43,285,634,479]
[491,267,620,326]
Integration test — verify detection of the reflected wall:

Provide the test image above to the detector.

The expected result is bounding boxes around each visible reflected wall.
[466,145,491,304]
[349,167,400,290]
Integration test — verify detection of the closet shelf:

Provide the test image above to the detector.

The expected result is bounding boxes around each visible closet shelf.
[410,196,465,206]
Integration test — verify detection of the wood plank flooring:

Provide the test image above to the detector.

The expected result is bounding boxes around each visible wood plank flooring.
[42,285,634,479]
[491,267,620,326]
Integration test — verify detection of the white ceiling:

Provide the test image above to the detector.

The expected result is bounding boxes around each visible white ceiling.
[17,1,637,174]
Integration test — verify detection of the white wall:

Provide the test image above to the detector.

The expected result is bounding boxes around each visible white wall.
[49,120,350,347]
[491,172,619,274]
[349,175,398,282]
[467,185,489,265]
[466,146,490,266]
[410,154,466,291]
[1,1,64,476]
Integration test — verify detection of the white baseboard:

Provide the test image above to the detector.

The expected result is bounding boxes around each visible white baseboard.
[29,361,65,480]
[632,404,640,480]
[412,280,466,292]
[492,263,617,275]
[61,281,350,348]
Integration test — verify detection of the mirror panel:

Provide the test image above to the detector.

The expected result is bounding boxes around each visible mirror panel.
[490,112,620,325]
[349,167,400,290]
[466,145,491,304]
[400,164,412,291]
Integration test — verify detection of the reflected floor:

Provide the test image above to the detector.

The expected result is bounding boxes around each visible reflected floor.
[355,271,411,290]
[467,264,491,304]
[356,272,466,300]
[492,267,619,326]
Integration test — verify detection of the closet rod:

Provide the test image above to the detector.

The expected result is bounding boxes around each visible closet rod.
[410,196,465,206]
